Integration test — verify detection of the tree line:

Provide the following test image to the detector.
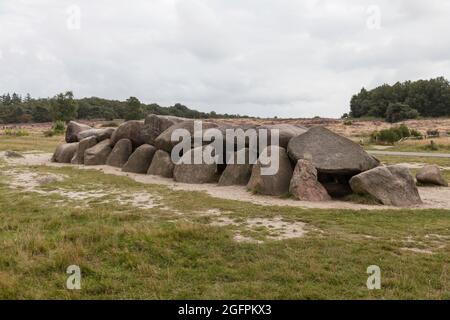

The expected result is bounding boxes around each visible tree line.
[346,77,450,122]
[0,92,248,124]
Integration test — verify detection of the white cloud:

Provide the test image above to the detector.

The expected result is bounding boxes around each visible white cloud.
[1,0,450,117]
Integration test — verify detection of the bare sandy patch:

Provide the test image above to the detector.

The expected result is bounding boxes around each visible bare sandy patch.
[400,247,434,255]
[246,217,308,241]
[398,235,448,254]
[1,166,161,210]
[211,215,309,243]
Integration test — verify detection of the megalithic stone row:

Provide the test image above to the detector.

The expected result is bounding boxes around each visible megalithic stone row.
[106,138,133,168]
[52,142,79,163]
[123,144,157,174]
[84,139,113,166]
[71,136,97,164]
[65,121,92,143]
[247,145,293,196]
[147,149,175,178]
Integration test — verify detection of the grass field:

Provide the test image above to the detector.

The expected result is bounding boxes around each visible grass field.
[0,134,449,299]
[366,137,450,153]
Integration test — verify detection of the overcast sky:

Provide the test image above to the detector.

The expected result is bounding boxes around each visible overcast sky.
[1,0,450,117]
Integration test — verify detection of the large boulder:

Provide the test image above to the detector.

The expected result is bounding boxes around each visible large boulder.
[71,136,97,164]
[111,121,145,148]
[290,160,331,201]
[52,142,79,163]
[106,138,132,168]
[349,165,422,207]
[154,120,218,152]
[77,128,115,142]
[84,139,113,166]
[173,145,220,184]
[258,124,307,148]
[141,114,186,145]
[416,165,448,186]
[122,144,157,174]
[218,148,253,186]
[147,150,175,178]
[287,126,379,174]
[65,121,91,143]
[247,146,293,196]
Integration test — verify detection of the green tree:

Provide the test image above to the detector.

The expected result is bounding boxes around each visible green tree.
[124,96,143,120]
[349,77,450,119]
[32,105,52,123]
[385,103,419,123]
[50,91,78,122]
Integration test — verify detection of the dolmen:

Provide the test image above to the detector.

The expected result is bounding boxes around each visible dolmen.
[53,117,431,207]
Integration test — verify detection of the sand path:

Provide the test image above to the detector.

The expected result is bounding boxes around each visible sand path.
[2,152,450,210]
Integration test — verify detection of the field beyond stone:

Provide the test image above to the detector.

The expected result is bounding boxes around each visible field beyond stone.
[0,123,449,299]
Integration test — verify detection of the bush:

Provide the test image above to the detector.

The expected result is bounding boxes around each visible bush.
[385,103,420,123]
[343,120,353,126]
[410,129,423,138]
[3,128,30,136]
[52,120,66,134]
[370,124,412,144]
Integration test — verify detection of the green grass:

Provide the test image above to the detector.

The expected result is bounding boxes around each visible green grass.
[0,135,449,299]
[0,164,449,299]
[0,134,62,153]
[376,155,450,168]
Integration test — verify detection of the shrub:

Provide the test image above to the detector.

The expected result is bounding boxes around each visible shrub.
[343,120,353,126]
[396,124,411,138]
[370,124,412,144]
[50,121,66,135]
[410,129,423,138]
[385,103,420,123]
[3,128,30,136]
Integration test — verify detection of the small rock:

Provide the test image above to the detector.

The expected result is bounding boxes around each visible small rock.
[416,165,448,187]
[4,151,24,158]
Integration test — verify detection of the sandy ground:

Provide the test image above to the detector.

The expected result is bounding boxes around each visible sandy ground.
[2,152,450,210]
